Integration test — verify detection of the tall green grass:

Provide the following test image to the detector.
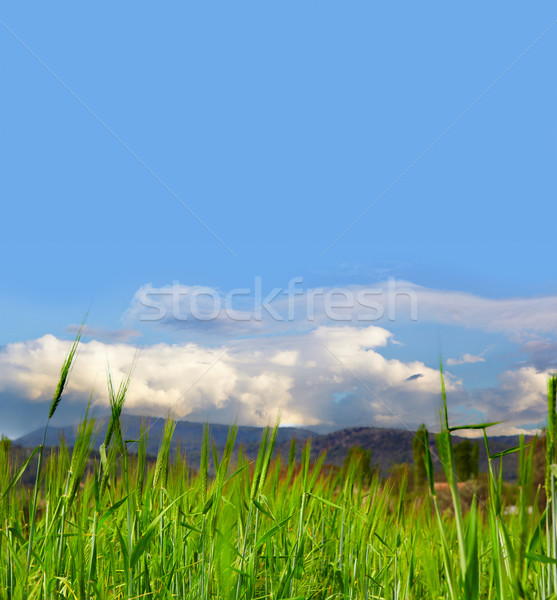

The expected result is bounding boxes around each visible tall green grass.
[1,343,557,598]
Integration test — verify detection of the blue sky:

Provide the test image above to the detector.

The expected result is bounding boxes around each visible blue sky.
[1,3,557,438]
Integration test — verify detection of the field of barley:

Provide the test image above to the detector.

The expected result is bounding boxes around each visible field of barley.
[2,334,557,599]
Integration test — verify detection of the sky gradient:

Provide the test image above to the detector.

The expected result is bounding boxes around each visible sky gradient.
[1,3,556,438]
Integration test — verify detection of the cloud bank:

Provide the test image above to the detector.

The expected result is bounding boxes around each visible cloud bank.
[0,326,456,436]
[0,323,551,438]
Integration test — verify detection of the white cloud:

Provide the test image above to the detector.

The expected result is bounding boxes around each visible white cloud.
[270,351,299,366]
[406,284,557,335]
[448,365,551,437]
[447,353,486,366]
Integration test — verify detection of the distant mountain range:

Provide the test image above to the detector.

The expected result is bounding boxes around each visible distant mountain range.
[15,415,314,456]
[14,415,525,479]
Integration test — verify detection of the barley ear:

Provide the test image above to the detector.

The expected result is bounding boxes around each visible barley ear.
[49,323,83,420]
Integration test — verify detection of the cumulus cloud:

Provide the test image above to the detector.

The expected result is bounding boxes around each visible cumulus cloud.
[447,353,486,366]
[464,366,550,436]
[0,326,458,436]
[2,323,553,438]
[270,351,299,366]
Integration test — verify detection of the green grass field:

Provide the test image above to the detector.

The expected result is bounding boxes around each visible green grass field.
[1,333,557,599]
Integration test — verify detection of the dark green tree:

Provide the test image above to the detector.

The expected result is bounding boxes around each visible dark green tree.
[412,424,429,489]
[454,439,480,481]
[471,440,480,479]
[343,445,375,486]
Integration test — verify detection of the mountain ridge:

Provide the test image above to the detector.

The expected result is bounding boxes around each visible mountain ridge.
[14,415,525,479]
